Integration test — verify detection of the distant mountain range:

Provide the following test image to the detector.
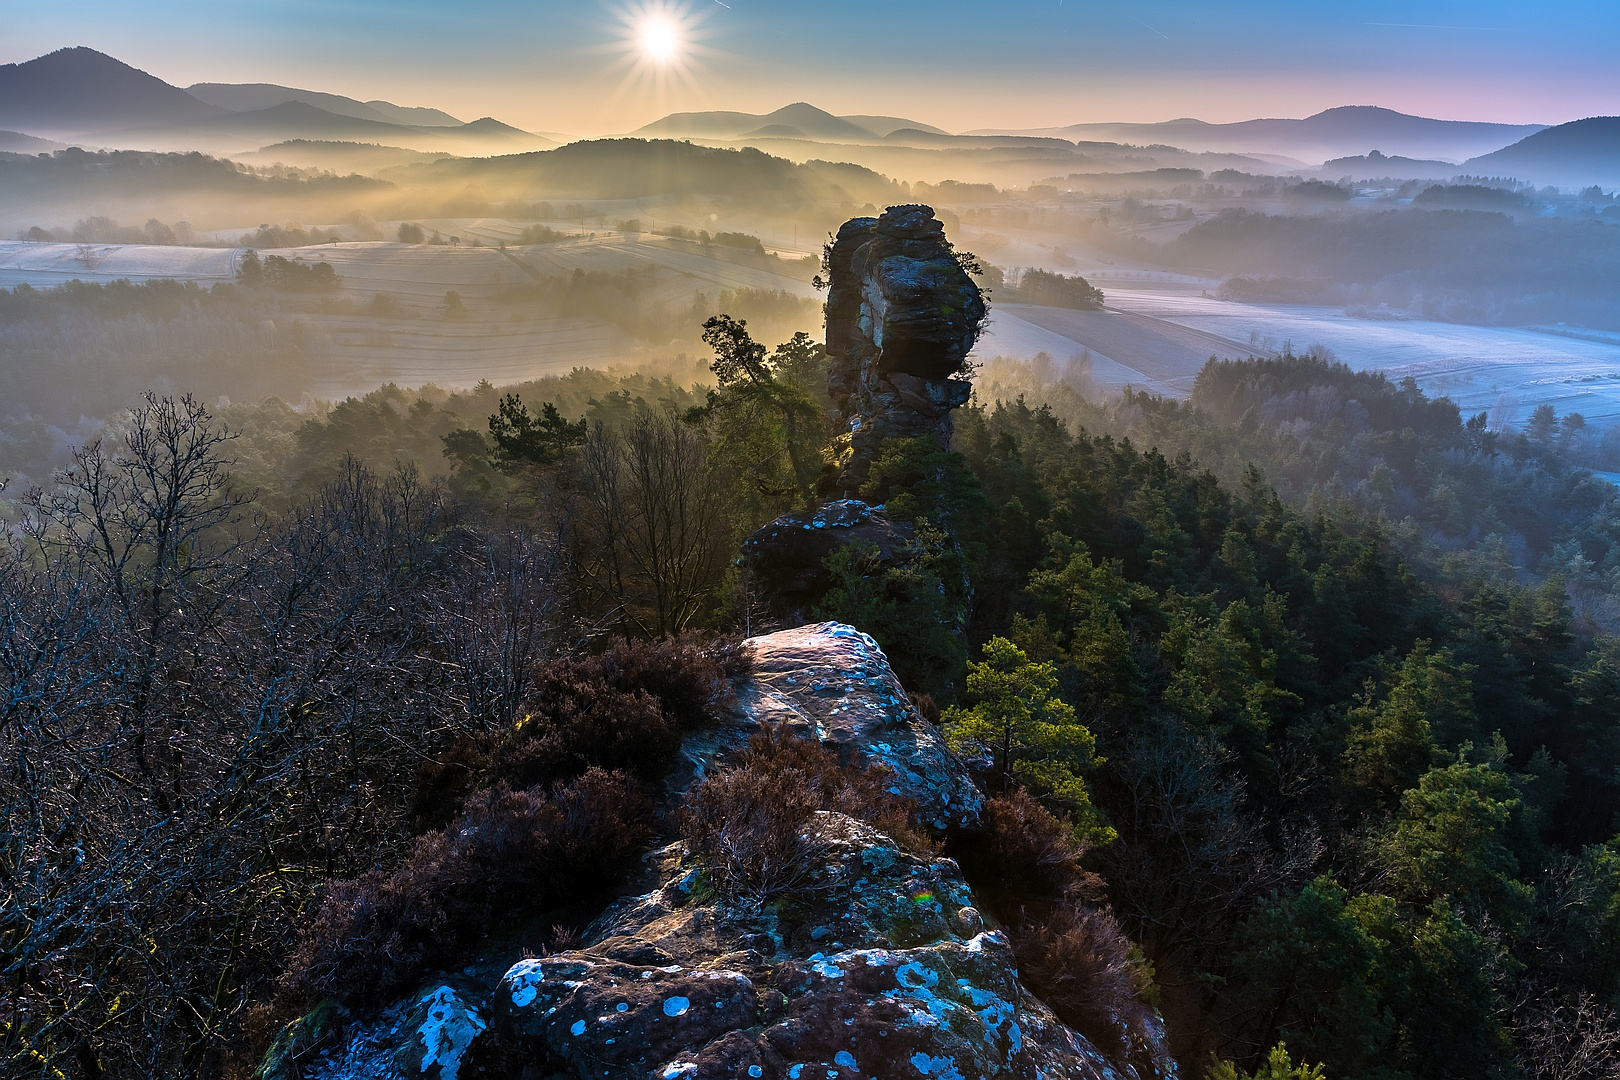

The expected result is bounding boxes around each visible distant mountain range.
[977,107,1545,165]
[1464,117,1620,187]
[0,47,552,156]
[108,100,549,154]
[185,82,465,128]
[5,48,1619,190]
[632,103,947,141]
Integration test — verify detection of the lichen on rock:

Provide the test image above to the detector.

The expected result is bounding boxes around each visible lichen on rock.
[260,622,1171,1080]
[494,811,1129,1079]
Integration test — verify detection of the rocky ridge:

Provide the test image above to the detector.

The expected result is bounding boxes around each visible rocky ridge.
[260,623,1165,1080]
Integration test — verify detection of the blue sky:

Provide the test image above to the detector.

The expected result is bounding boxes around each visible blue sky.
[2,0,1617,133]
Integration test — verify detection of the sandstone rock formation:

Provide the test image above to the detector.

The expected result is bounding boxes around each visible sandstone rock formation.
[824,204,986,494]
[738,500,915,627]
[670,622,981,832]
[492,813,1127,1080]
[259,623,1167,1080]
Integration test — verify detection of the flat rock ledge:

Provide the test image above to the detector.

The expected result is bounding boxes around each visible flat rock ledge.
[672,622,982,832]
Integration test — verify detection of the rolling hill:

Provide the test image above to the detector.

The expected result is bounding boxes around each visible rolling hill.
[633,103,946,140]
[0,130,69,155]
[185,82,464,128]
[1464,117,1620,187]
[0,47,550,158]
[101,100,555,156]
[980,106,1545,165]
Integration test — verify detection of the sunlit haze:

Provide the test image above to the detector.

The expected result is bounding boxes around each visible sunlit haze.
[2,0,1617,133]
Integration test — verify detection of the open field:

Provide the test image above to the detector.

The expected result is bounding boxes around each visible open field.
[1,229,820,399]
[10,224,1620,427]
[979,283,1620,426]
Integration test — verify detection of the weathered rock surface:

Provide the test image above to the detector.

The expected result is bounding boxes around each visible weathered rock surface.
[825,204,985,493]
[673,622,980,831]
[260,623,1169,1080]
[257,984,487,1080]
[493,812,1128,1080]
[739,500,914,620]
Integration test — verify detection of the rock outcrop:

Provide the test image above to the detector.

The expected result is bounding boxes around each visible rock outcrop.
[492,813,1127,1080]
[259,623,1168,1080]
[825,204,985,494]
[671,622,980,832]
[739,501,915,623]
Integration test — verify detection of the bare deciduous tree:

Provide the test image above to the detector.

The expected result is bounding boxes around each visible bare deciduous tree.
[0,396,566,1077]
[574,408,733,638]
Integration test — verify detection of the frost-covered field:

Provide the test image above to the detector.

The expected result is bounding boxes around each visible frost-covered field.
[0,242,241,288]
[0,234,820,398]
[12,234,1620,425]
[977,281,1620,427]
[1108,288,1620,426]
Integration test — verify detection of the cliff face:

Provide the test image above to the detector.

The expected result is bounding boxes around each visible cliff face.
[260,624,1166,1080]
[824,204,985,493]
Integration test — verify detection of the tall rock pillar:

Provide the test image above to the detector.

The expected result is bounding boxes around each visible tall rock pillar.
[825,203,986,494]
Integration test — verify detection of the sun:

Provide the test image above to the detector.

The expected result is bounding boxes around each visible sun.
[637,14,683,65]
[605,1,713,106]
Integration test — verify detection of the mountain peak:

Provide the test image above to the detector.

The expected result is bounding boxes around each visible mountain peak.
[0,46,222,133]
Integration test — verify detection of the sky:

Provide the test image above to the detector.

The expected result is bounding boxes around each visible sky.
[2,0,1618,135]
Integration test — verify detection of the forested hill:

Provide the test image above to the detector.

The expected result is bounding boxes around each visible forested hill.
[398,138,905,204]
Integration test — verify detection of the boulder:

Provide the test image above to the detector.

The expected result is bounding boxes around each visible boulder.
[672,622,981,831]
[492,812,1130,1080]
[259,984,486,1080]
[738,499,914,624]
[824,205,985,493]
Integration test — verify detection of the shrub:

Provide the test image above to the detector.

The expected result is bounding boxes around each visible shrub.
[1014,901,1152,1065]
[491,664,677,787]
[951,793,1154,1071]
[963,789,1105,906]
[597,634,740,730]
[487,636,738,789]
[281,768,650,1006]
[412,637,737,830]
[679,727,924,902]
[1208,1043,1326,1080]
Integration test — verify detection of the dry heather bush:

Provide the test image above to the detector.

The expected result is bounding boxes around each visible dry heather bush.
[1014,901,1155,1066]
[909,691,941,725]
[413,636,738,821]
[950,791,1152,1067]
[491,672,676,787]
[679,727,924,902]
[283,768,650,1006]
[598,633,743,729]
[953,789,1104,907]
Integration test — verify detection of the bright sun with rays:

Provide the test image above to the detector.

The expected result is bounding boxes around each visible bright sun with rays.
[637,14,683,65]
[609,1,708,101]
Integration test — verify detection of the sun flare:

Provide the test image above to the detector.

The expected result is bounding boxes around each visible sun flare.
[638,15,683,65]
[610,1,708,95]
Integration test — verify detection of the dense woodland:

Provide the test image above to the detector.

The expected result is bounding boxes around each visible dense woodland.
[10,291,1620,1078]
